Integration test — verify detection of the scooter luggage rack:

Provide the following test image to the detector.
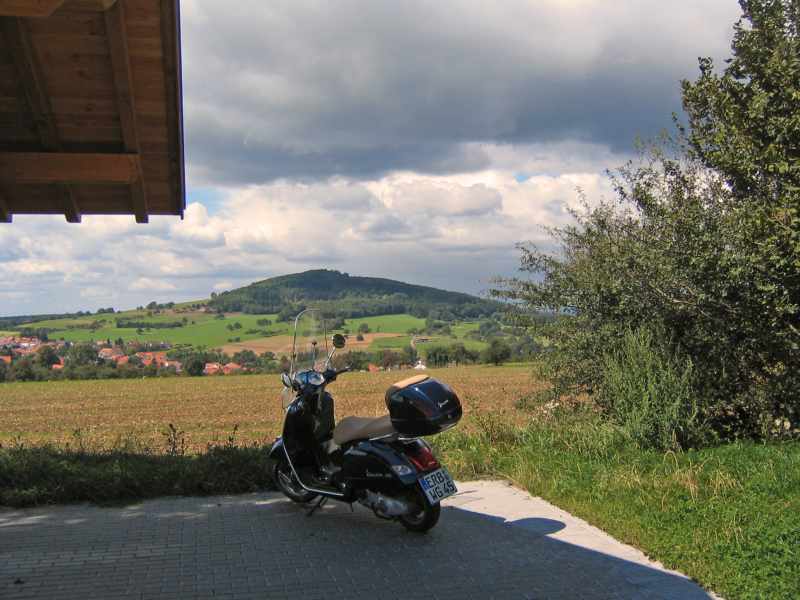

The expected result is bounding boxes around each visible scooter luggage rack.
[369,431,419,442]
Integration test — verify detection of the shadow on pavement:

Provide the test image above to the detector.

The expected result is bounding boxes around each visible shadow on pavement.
[0,492,713,599]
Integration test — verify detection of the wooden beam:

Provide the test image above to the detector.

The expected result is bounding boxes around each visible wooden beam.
[63,185,80,222]
[0,152,141,184]
[105,0,147,223]
[0,188,10,223]
[3,16,82,222]
[2,17,59,149]
[0,0,117,16]
[64,0,117,11]
[0,0,66,17]
[161,0,184,218]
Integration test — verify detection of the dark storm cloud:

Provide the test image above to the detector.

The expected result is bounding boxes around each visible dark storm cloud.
[181,0,739,185]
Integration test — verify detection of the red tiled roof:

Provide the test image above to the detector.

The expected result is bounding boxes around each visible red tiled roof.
[204,362,222,375]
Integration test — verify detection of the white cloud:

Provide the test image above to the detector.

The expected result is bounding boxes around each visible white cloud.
[0,1,742,315]
[130,278,178,292]
[0,153,618,315]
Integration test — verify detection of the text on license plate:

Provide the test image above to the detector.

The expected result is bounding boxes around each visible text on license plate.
[419,468,457,505]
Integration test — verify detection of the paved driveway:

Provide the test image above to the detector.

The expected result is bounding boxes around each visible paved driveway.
[0,481,716,599]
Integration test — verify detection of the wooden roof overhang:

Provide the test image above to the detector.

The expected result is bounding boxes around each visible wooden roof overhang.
[0,0,184,223]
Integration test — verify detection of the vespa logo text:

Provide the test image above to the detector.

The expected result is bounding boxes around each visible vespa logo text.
[365,470,391,478]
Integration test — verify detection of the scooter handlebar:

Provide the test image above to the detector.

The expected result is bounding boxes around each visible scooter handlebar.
[323,366,350,382]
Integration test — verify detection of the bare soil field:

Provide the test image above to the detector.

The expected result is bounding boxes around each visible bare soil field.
[0,364,541,452]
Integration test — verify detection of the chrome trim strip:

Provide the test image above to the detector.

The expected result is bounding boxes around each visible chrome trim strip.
[282,445,346,497]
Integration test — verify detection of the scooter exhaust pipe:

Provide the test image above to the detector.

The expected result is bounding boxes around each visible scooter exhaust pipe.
[358,490,411,517]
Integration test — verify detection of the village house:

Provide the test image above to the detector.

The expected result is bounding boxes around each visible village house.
[163,360,183,373]
[98,347,124,361]
[204,362,223,375]
[135,351,168,368]
[223,362,242,375]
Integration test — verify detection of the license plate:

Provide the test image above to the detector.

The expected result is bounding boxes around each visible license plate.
[418,467,457,505]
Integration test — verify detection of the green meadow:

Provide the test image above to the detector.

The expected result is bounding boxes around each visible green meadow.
[17,310,487,355]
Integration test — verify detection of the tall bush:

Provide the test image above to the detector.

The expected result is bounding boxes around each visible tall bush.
[495,0,800,440]
[600,327,700,450]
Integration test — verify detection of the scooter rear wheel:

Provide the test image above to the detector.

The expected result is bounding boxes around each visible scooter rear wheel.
[399,487,440,533]
[273,459,318,504]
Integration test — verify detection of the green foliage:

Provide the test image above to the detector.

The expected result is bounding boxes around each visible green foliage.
[35,345,60,368]
[207,269,499,319]
[482,339,512,366]
[116,318,184,329]
[184,356,205,377]
[496,0,800,441]
[66,342,100,367]
[600,327,701,451]
[0,432,274,507]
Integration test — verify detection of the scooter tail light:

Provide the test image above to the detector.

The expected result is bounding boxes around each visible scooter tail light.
[406,444,440,473]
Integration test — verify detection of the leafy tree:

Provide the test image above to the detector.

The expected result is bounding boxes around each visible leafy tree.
[233,350,259,367]
[495,0,800,440]
[482,339,511,366]
[185,356,206,377]
[36,345,60,368]
[426,346,451,368]
[9,359,36,382]
[67,343,99,367]
[379,350,400,369]
[401,345,417,365]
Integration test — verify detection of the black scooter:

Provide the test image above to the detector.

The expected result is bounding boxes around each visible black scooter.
[269,309,462,532]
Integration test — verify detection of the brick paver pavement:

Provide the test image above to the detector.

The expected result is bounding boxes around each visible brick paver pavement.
[0,481,717,599]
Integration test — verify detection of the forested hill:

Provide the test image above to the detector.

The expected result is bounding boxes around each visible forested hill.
[207,270,500,320]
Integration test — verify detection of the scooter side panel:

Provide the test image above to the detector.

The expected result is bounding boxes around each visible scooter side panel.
[342,440,419,492]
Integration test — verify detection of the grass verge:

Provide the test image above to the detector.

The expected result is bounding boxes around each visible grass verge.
[0,430,274,507]
[433,410,799,600]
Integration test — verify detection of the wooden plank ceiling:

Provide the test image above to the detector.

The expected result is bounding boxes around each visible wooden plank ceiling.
[0,0,184,223]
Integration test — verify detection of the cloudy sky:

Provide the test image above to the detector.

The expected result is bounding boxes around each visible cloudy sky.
[0,0,742,316]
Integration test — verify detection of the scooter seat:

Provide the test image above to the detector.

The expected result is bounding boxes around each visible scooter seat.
[333,414,395,445]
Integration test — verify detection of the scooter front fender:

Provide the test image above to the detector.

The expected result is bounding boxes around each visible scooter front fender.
[268,437,284,461]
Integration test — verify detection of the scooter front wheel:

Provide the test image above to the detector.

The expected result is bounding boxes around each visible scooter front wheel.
[399,487,441,533]
[273,459,319,504]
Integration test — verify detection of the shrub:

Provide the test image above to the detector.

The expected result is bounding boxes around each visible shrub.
[599,327,700,450]
[494,1,800,441]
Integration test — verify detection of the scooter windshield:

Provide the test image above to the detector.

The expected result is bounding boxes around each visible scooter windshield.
[290,309,329,376]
